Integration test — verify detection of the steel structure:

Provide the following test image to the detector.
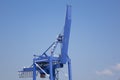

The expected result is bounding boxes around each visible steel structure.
[18,4,72,80]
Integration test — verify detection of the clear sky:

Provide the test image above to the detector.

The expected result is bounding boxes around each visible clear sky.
[0,0,120,80]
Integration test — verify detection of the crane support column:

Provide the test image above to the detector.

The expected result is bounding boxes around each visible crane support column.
[49,56,53,80]
[33,59,36,80]
[68,58,72,80]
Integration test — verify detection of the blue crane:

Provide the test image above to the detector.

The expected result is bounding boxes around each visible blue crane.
[18,4,72,80]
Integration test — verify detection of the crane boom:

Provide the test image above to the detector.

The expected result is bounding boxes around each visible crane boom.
[61,5,72,64]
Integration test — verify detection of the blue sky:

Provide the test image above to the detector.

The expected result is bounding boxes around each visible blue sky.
[0,0,120,80]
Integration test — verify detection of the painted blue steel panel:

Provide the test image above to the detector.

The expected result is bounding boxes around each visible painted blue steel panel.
[61,5,72,64]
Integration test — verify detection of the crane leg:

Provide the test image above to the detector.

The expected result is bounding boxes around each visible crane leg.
[49,56,53,80]
[33,59,36,80]
[68,58,72,80]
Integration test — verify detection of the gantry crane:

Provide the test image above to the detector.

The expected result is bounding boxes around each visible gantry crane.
[18,4,72,80]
